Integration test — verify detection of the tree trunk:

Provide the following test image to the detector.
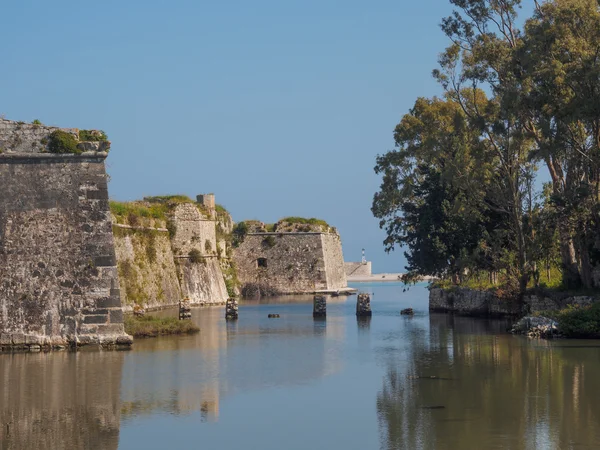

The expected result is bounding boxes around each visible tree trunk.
[559,226,581,288]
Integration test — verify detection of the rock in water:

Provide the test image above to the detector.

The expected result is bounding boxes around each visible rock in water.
[511,316,559,339]
[133,304,146,318]
[400,308,414,315]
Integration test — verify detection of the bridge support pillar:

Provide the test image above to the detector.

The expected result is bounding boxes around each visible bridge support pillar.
[313,295,326,318]
[356,293,372,317]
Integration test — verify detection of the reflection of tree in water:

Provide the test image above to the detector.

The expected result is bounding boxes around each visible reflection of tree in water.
[377,314,600,450]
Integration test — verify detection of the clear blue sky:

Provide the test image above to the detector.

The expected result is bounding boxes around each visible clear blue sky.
[0,0,456,272]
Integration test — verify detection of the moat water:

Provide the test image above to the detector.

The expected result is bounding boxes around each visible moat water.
[2,282,600,449]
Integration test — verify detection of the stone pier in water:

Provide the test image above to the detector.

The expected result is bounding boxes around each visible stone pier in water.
[225,298,238,320]
[356,293,372,317]
[313,295,326,318]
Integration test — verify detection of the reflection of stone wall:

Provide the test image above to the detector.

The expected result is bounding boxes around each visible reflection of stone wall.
[0,352,123,449]
[233,232,347,294]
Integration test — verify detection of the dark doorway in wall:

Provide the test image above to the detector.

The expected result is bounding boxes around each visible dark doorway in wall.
[257,258,268,268]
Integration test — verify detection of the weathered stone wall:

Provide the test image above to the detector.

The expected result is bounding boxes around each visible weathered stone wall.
[0,118,110,154]
[112,201,228,307]
[321,233,347,290]
[170,203,218,257]
[345,261,372,277]
[429,287,598,317]
[178,258,229,304]
[0,124,131,349]
[233,232,348,294]
[112,225,182,311]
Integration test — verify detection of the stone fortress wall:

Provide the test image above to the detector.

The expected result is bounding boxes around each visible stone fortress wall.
[0,119,131,350]
[233,230,348,294]
[112,196,229,309]
[344,261,372,278]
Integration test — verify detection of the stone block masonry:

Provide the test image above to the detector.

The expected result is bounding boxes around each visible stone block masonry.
[0,119,131,350]
[233,231,348,295]
[112,199,229,308]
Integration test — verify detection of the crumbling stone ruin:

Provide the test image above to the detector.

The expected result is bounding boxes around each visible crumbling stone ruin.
[0,118,131,350]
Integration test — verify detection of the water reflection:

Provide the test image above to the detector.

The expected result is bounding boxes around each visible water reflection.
[377,313,600,450]
[0,351,123,450]
[120,296,346,422]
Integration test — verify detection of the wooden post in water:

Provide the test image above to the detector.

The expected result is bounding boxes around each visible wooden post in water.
[313,295,326,318]
[225,298,238,320]
[356,293,372,317]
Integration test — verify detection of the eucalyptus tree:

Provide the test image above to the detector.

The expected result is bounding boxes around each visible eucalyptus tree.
[520,0,600,287]
[372,95,491,283]
[434,0,537,292]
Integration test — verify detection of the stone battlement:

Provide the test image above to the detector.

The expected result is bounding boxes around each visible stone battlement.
[0,118,110,155]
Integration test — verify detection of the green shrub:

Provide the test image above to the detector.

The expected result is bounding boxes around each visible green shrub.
[262,235,276,248]
[144,195,193,204]
[79,129,108,141]
[557,303,600,338]
[48,130,80,154]
[280,217,330,228]
[188,249,203,263]
[32,119,42,125]
[232,221,249,247]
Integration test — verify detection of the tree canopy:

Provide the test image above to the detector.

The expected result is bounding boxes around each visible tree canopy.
[373,0,600,294]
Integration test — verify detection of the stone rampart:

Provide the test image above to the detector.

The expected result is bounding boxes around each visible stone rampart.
[233,231,348,295]
[112,200,228,308]
[321,233,348,290]
[112,226,182,311]
[345,261,372,278]
[0,119,131,349]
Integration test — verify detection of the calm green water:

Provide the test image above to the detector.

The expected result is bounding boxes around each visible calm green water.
[1,282,600,449]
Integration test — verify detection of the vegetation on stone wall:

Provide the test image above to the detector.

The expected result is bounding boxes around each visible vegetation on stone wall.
[373,0,600,297]
[232,221,249,247]
[188,249,203,264]
[78,129,108,142]
[262,235,277,248]
[47,130,81,155]
[222,262,240,298]
[144,195,193,205]
[110,201,167,222]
